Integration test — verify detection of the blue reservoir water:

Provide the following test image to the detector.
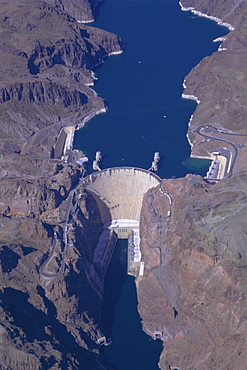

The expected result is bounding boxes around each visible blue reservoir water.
[74,0,228,178]
[73,1,228,369]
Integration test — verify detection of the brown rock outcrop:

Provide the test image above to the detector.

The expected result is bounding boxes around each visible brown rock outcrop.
[139,173,247,369]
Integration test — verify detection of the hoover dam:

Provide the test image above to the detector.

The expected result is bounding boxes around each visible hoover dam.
[82,167,162,276]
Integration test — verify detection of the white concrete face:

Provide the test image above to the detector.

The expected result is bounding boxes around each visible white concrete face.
[107,219,139,238]
[83,167,161,276]
[108,219,139,229]
[83,167,161,224]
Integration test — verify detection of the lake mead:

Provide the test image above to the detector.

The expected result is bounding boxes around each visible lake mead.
[74,0,228,179]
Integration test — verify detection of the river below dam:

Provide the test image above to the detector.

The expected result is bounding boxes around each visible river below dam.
[74,1,228,368]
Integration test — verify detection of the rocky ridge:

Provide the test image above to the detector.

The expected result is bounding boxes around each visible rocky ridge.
[137,1,247,369]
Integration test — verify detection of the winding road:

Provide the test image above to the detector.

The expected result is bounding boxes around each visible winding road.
[195,124,246,177]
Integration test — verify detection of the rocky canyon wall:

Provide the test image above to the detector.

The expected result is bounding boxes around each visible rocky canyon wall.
[138,1,247,369]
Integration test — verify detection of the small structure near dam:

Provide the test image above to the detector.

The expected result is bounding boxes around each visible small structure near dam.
[54,126,75,161]
[82,167,161,276]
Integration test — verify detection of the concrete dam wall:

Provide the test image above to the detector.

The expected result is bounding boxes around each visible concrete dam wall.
[82,167,161,276]
[82,167,161,224]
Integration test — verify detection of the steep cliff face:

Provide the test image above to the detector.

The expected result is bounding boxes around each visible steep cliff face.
[45,0,100,23]
[181,0,247,27]
[139,174,247,370]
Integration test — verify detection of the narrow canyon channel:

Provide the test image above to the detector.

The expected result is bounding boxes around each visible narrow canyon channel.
[74,0,229,368]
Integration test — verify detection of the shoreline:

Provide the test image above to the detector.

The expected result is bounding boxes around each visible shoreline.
[181,93,200,104]
[92,49,124,70]
[76,0,104,23]
[190,154,213,160]
[179,1,235,167]
[85,71,98,87]
[179,1,235,31]
[72,48,124,144]
[76,107,107,131]
[108,50,123,56]
[77,19,94,24]
[73,51,124,130]
[186,114,194,149]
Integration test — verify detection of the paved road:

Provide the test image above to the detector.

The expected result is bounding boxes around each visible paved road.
[195,125,241,177]
[39,231,61,278]
[159,183,173,229]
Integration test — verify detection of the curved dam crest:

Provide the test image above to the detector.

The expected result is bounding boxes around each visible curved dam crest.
[83,167,161,223]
